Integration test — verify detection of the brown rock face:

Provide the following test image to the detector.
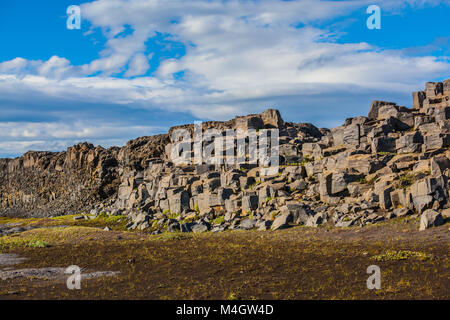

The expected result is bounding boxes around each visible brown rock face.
[0,143,120,217]
[261,109,284,128]
[1,79,449,225]
[0,135,172,217]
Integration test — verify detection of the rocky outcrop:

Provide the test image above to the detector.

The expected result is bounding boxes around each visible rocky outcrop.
[1,81,449,233]
[0,143,120,217]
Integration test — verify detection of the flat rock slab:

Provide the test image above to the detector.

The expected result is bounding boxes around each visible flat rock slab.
[0,267,120,281]
[0,254,28,266]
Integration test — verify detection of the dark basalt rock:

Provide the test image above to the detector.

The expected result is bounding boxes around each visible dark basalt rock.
[1,79,449,234]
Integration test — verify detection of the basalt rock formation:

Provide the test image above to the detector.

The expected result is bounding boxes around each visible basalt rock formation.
[1,80,449,232]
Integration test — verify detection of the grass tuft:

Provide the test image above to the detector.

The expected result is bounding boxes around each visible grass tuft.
[0,237,50,251]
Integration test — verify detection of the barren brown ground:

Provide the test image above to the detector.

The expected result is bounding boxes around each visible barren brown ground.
[0,215,448,300]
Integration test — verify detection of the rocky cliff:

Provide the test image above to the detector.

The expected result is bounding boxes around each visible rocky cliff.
[1,80,449,232]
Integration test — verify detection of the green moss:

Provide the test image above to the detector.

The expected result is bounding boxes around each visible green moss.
[27,239,50,248]
[167,212,181,220]
[248,180,261,189]
[0,237,50,251]
[213,216,225,225]
[51,214,79,221]
[300,155,313,166]
[372,250,433,262]
[358,176,377,185]
[398,174,414,189]
[228,292,240,300]
[153,232,194,241]
[357,177,368,184]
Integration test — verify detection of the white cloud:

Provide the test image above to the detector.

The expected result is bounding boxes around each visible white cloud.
[0,58,27,73]
[1,0,450,156]
[0,121,163,156]
[0,121,161,140]
[124,53,150,77]
[37,56,73,79]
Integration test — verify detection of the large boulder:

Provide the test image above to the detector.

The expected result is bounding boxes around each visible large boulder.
[167,188,190,214]
[197,193,213,213]
[423,133,450,151]
[425,82,443,98]
[168,221,181,232]
[203,178,221,193]
[430,156,450,176]
[235,116,264,131]
[225,197,241,213]
[271,213,293,230]
[419,209,444,231]
[410,176,448,213]
[242,195,258,212]
[396,131,423,154]
[412,91,426,109]
[261,109,284,128]
[302,143,322,159]
[371,137,396,154]
[191,221,210,233]
[346,154,383,175]
[133,212,149,225]
[368,101,397,120]
[305,213,325,227]
[378,186,393,210]
[240,218,257,230]
[281,202,311,225]
[343,124,360,147]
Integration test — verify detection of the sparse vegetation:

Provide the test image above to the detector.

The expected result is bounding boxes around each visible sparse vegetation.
[0,217,448,299]
[228,292,240,300]
[285,162,302,166]
[0,238,50,251]
[152,232,194,241]
[248,180,261,189]
[167,212,181,220]
[398,173,415,189]
[213,216,225,225]
[372,250,433,262]
[357,177,368,184]
[300,155,313,166]
[377,151,397,156]
[359,176,377,185]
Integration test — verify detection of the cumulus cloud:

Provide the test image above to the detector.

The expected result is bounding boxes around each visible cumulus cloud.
[124,53,150,77]
[0,58,28,74]
[1,0,450,157]
[0,121,163,157]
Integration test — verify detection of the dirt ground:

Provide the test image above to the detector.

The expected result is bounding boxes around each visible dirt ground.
[0,215,448,300]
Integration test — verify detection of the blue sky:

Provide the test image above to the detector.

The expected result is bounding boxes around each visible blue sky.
[0,0,449,158]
